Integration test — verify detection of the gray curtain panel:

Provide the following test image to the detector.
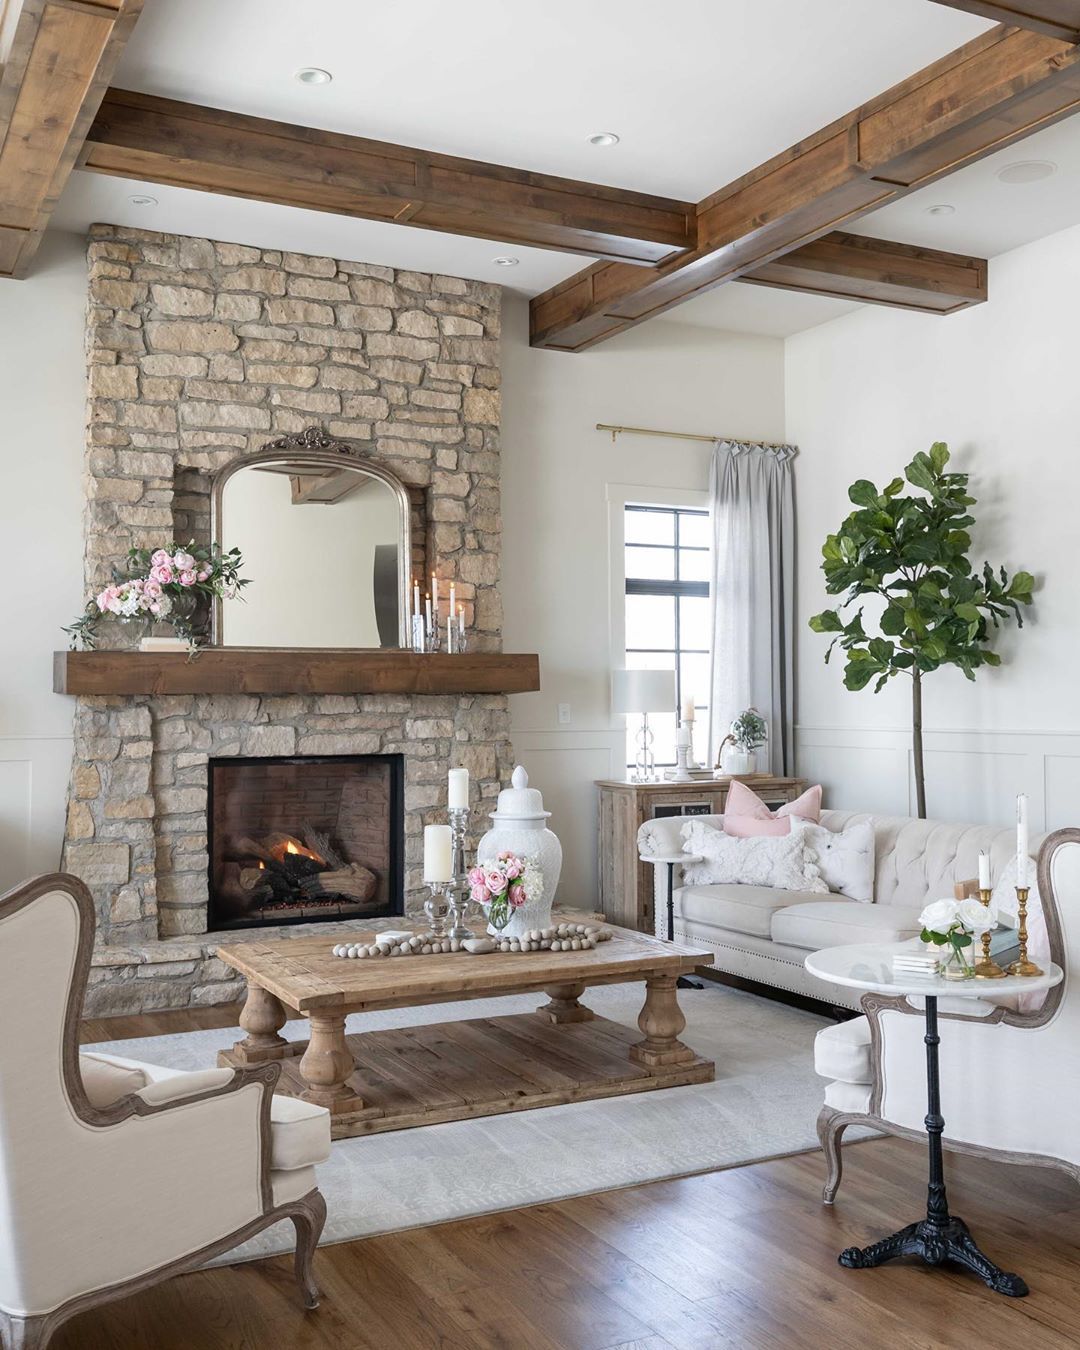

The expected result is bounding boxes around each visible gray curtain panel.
[707,439,797,776]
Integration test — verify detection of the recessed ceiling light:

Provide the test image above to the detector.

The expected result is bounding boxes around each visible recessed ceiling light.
[996,159,1057,185]
[294,67,333,85]
[924,204,956,217]
[587,132,620,147]
[127,194,158,207]
[492,256,519,267]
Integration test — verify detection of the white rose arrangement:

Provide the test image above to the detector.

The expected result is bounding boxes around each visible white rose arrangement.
[918,895,997,977]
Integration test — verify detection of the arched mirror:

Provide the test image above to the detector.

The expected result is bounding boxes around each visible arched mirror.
[211,431,411,648]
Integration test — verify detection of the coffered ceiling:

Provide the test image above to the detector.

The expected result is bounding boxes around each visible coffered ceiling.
[13,0,1080,337]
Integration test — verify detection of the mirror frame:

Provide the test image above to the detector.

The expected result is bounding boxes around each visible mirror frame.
[209,428,413,648]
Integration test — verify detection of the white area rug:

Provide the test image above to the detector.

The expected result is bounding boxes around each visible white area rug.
[88,982,836,1262]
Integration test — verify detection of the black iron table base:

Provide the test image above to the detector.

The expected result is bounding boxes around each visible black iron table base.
[837,995,1028,1298]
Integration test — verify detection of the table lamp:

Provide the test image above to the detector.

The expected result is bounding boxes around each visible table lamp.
[612,668,676,783]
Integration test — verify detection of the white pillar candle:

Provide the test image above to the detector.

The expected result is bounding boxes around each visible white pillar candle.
[682,695,695,722]
[423,824,453,883]
[448,766,469,810]
[1016,793,1029,887]
[424,592,432,636]
[978,850,991,892]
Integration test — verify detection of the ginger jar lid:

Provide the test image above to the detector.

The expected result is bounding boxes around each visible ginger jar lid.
[490,765,550,821]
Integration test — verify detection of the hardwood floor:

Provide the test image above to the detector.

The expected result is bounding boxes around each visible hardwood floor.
[66,1009,1080,1349]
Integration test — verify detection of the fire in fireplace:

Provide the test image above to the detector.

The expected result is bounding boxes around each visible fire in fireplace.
[207,754,404,930]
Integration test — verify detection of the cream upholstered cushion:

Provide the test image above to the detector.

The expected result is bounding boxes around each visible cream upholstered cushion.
[771,899,924,950]
[78,1052,149,1108]
[101,1052,331,1172]
[677,884,829,939]
[815,1017,872,1084]
[680,820,827,893]
[792,817,875,903]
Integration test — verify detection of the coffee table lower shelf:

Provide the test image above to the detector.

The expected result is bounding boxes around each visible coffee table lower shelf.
[219,1011,714,1139]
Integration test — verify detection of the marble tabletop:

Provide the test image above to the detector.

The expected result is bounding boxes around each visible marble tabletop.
[805,940,1063,999]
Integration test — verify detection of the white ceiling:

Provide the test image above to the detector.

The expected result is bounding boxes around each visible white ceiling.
[48,0,1080,337]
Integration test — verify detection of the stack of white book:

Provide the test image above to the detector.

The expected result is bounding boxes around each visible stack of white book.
[892,949,941,978]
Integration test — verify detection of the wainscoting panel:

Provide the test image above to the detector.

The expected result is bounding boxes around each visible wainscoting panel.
[796,726,1080,831]
[0,737,72,894]
[509,730,623,909]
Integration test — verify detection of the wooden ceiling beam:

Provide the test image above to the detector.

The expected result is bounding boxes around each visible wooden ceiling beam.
[0,0,142,279]
[929,2,1080,43]
[741,231,987,313]
[80,89,695,267]
[530,25,1080,350]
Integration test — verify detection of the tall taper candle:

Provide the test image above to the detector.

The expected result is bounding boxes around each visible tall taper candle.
[448,766,469,810]
[424,592,432,637]
[431,573,439,622]
[413,579,420,622]
[458,603,465,635]
[449,582,456,620]
[423,824,452,883]
[1016,793,1029,887]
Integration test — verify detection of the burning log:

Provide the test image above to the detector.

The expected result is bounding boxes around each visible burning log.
[216,861,273,907]
[298,864,377,905]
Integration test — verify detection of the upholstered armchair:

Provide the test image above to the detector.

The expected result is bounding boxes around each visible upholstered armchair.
[0,875,331,1350]
[814,829,1079,1203]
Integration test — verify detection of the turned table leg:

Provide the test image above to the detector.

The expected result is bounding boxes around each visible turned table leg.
[538,982,595,1024]
[234,982,288,1062]
[630,975,696,1068]
[299,1013,359,1110]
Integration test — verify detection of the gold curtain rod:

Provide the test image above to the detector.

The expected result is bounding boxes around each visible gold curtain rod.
[596,423,795,452]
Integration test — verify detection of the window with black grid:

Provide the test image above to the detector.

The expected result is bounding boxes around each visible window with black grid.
[624,504,710,771]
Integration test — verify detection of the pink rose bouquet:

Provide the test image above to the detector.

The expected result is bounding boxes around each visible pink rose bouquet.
[65,540,250,652]
[468,851,543,933]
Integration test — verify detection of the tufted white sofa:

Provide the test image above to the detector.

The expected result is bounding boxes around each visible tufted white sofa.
[639,809,1037,1010]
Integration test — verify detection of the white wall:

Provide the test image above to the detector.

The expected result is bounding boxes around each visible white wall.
[0,232,87,890]
[501,296,786,904]
[787,222,1080,833]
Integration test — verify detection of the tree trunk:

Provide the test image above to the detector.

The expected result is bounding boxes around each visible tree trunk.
[912,668,927,819]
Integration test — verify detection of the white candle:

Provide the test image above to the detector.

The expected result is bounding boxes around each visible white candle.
[682,695,695,722]
[449,582,456,619]
[978,850,991,892]
[431,573,439,620]
[1016,793,1029,887]
[423,824,453,883]
[424,592,432,636]
[413,579,420,622]
[448,766,469,810]
[458,603,465,635]
[446,614,454,654]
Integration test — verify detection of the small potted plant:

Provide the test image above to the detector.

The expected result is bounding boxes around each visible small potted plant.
[715,707,768,776]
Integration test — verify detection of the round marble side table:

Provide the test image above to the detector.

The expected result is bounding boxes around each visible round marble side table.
[805,941,1063,1298]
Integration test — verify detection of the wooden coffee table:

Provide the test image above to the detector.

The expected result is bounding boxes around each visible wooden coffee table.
[216,920,715,1138]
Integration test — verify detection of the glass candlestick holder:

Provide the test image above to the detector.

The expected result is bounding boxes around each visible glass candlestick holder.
[424,883,450,938]
[447,805,474,940]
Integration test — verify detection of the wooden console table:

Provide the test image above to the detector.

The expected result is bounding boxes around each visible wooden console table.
[216,921,715,1139]
[596,775,808,931]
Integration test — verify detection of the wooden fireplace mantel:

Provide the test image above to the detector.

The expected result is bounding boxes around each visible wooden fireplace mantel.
[53,649,540,697]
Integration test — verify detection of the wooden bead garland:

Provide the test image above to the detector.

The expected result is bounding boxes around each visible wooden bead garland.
[331,922,611,960]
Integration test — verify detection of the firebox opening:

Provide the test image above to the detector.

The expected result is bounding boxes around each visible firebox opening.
[207,753,404,931]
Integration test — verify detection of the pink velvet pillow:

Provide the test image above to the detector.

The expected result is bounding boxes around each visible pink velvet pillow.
[722,779,822,837]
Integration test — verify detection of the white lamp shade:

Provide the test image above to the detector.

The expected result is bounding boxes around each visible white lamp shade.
[612,667,676,715]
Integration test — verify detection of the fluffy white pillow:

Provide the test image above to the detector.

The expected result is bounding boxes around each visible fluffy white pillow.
[792,816,875,903]
[680,819,827,892]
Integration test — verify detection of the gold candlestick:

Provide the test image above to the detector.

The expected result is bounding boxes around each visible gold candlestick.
[974,887,1006,979]
[1008,885,1044,977]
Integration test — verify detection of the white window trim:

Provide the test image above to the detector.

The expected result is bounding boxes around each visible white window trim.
[605,481,709,735]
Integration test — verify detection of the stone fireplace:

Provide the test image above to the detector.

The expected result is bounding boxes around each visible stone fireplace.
[62,224,515,1015]
[207,753,404,931]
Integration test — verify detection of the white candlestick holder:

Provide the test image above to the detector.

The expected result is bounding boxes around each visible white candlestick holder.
[447,806,475,939]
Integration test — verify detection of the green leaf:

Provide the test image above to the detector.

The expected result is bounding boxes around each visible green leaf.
[808,610,843,634]
[1009,571,1035,599]
[954,603,981,622]
[880,605,907,636]
[848,480,880,509]
[843,661,878,692]
[882,477,905,498]
[929,441,950,474]
[905,455,936,493]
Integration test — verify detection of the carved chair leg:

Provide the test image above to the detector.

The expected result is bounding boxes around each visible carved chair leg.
[0,1310,50,1350]
[818,1106,850,1205]
[290,1191,327,1310]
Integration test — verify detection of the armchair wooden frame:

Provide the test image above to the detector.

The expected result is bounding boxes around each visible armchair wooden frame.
[817,830,1078,1205]
[0,874,326,1350]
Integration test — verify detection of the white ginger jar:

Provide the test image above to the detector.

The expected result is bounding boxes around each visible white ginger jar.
[476,765,562,938]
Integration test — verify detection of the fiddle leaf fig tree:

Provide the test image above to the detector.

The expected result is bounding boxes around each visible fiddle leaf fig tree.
[808,443,1033,818]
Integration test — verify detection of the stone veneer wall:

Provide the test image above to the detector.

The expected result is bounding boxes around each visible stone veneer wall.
[62,225,512,1010]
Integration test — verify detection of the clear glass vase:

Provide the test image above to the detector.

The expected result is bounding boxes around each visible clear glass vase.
[941,940,976,981]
